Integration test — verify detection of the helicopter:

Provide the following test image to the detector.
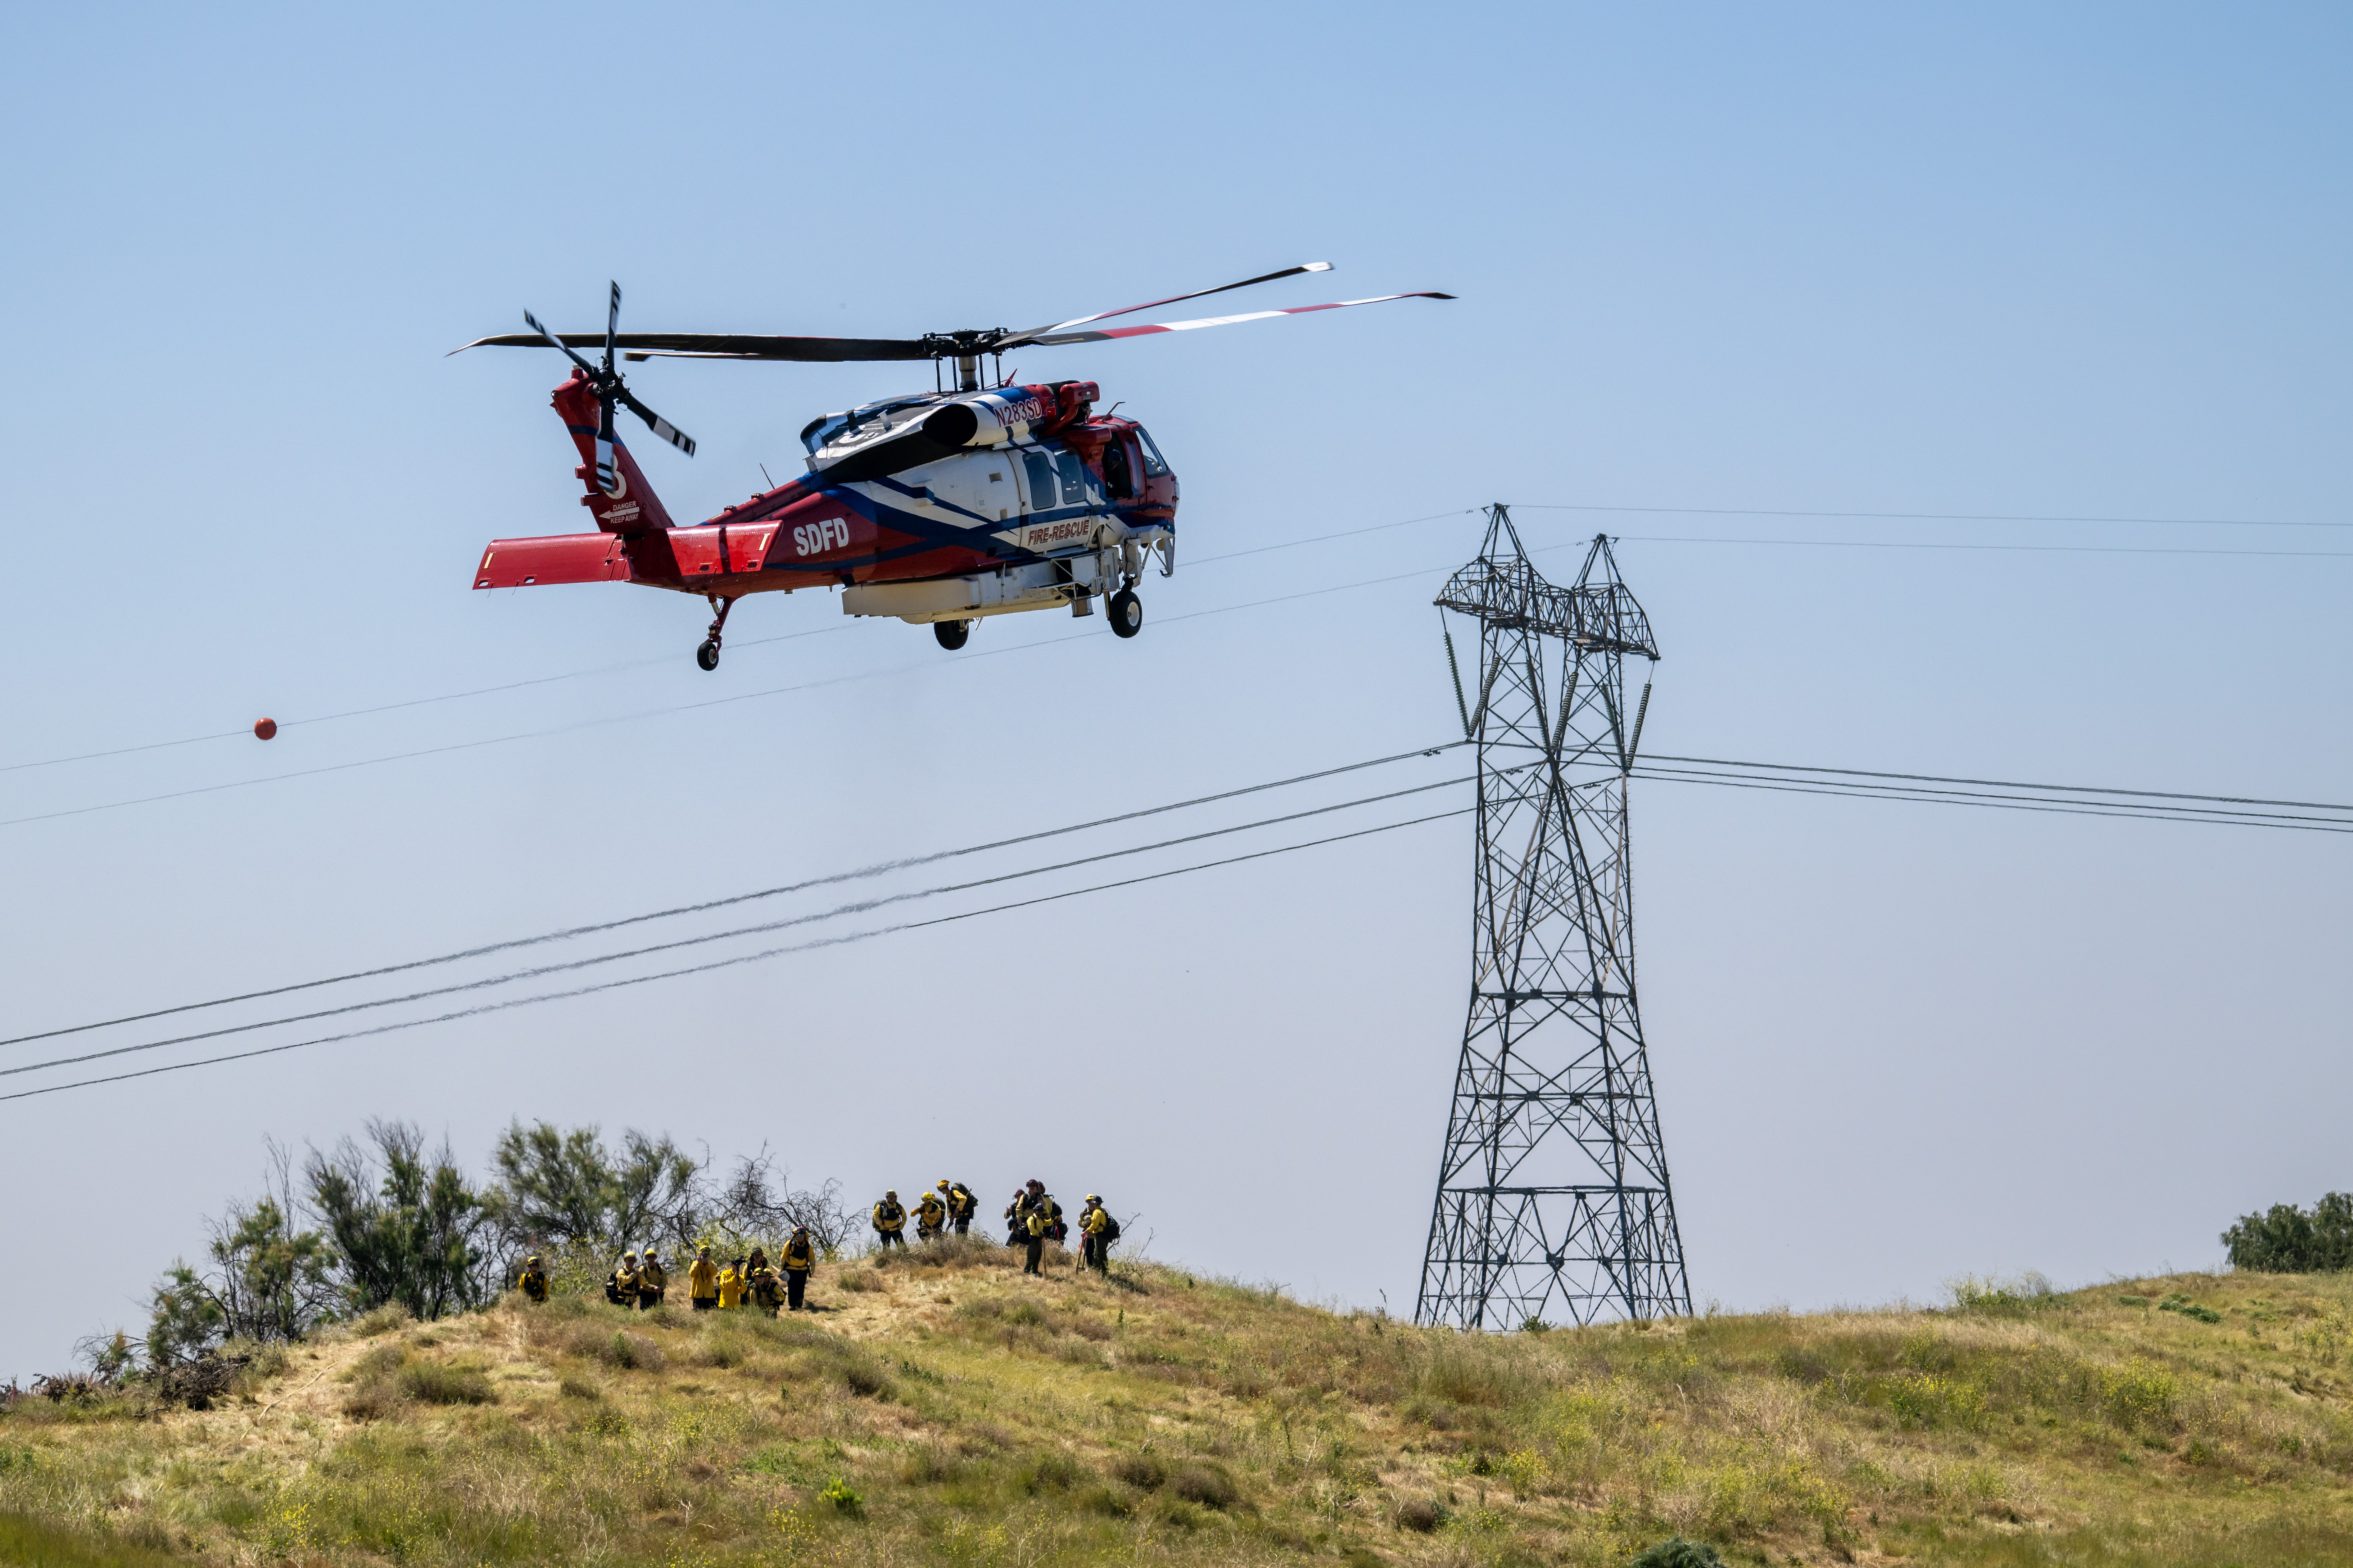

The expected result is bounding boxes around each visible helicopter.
[456,263,1451,669]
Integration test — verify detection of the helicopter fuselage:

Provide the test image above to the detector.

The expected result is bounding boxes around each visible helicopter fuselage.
[473,372,1179,627]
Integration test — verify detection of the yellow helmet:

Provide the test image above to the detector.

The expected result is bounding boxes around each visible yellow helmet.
[1086,1194,1101,1202]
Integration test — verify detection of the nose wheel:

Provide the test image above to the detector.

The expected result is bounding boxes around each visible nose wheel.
[1107,586,1143,639]
[697,596,735,671]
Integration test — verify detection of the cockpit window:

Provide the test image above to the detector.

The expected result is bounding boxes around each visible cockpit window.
[1134,426,1171,477]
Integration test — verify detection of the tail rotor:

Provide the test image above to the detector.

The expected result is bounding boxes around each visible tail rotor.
[521,282,696,498]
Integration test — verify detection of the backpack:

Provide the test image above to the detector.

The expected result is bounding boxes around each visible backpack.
[1103,1216,1122,1243]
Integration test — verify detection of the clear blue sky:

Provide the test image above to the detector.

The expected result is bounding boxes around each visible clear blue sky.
[3,3,2348,1376]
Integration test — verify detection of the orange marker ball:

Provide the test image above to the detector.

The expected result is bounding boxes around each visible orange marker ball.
[254,718,278,740]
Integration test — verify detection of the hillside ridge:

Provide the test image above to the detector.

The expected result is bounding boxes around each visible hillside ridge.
[3,1241,2350,1567]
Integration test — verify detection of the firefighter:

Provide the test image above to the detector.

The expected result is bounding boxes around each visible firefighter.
[607,1252,639,1307]
[688,1244,721,1311]
[873,1190,907,1249]
[1021,1203,1048,1276]
[1079,1196,1115,1274]
[516,1252,550,1303]
[1004,1189,1029,1246]
[943,1179,976,1235]
[637,1247,668,1310]
[914,1187,946,1242]
[746,1247,783,1316]
[781,1225,817,1311]
[717,1255,746,1310]
[1024,1179,1066,1244]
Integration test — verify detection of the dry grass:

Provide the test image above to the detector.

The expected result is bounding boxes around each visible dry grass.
[2,1255,2350,1566]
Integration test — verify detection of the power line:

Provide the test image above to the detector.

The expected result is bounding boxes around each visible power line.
[1611,533,2353,560]
[1519,502,2352,531]
[7,498,2338,783]
[1643,754,2353,815]
[1,771,1482,1082]
[1636,768,2353,834]
[0,511,1474,778]
[0,806,1472,1106]
[0,561,1484,832]
[1,740,1464,1048]
[1634,751,2353,833]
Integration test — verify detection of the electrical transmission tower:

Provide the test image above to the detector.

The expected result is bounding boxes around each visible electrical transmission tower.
[1415,505,1693,1329]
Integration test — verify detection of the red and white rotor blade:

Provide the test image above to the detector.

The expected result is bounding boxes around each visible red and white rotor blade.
[1022,291,1454,348]
[1001,262,1336,347]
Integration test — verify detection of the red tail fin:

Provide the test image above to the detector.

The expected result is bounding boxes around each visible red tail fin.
[552,369,676,535]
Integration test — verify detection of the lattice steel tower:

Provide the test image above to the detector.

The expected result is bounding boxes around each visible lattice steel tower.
[1415,506,1692,1329]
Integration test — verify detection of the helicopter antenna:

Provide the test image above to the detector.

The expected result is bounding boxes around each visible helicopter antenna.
[759,463,775,489]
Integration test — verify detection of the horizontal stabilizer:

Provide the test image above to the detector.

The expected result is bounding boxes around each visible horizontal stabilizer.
[475,533,633,590]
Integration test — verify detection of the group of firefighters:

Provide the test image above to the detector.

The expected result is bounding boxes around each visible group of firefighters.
[867,1178,1120,1276]
[509,1176,1120,1315]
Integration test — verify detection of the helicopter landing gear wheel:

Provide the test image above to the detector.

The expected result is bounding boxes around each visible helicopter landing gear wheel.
[696,595,735,672]
[934,619,971,651]
[1107,588,1143,639]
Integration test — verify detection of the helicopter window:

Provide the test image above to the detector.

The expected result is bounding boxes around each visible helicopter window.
[1101,437,1134,499]
[1134,426,1171,477]
[1056,451,1092,506]
[1023,450,1057,510]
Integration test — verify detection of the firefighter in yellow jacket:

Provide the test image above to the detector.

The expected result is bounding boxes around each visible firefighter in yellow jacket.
[914,1189,946,1241]
[607,1252,639,1307]
[873,1191,907,1249]
[942,1179,977,1235]
[516,1253,550,1303]
[781,1226,817,1312]
[717,1256,746,1310]
[636,1248,668,1310]
[688,1244,721,1311]
[745,1248,783,1316]
[1079,1196,1115,1274]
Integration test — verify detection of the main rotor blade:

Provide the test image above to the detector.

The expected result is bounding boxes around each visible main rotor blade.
[618,387,696,457]
[1016,290,1455,349]
[603,282,621,376]
[519,309,603,378]
[994,262,1336,351]
[450,332,936,362]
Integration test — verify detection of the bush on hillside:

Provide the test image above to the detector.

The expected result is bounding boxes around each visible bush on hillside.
[307,1120,497,1322]
[1629,1539,1724,1568]
[145,1145,338,1368]
[2224,1193,2353,1273]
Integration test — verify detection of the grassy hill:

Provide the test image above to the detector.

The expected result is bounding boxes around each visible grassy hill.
[3,1240,2350,1567]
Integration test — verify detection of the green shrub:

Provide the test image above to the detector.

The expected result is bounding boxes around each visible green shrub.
[599,1331,664,1371]
[1629,1539,1724,1568]
[2223,1194,2353,1273]
[398,1361,494,1405]
[558,1374,600,1400]
[1018,1451,1083,1494]
[351,1302,413,1337]
[1112,1451,1168,1490]
[1393,1497,1445,1532]
[821,1475,863,1516]
[1170,1462,1238,1509]
[340,1379,403,1421]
